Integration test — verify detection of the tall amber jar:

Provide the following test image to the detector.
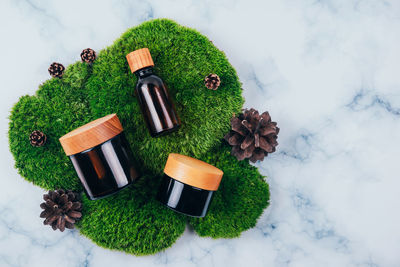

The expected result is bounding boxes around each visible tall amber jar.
[126,48,180,137]
[59,114,140,200]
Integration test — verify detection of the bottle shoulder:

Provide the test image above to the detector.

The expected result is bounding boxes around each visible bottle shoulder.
[136,74,164,89]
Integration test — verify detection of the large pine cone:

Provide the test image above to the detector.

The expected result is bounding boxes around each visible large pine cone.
[224,108,279,163]
[40,189,82,232]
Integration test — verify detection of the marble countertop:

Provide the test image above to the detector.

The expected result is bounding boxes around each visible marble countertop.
[1,0,399,266]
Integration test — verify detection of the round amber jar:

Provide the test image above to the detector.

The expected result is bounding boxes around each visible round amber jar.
[59,114,140,200]
[157,153,223,217]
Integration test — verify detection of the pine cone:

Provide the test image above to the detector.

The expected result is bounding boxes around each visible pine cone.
[40,189,82,232]
[48,62,65,78]
[80,48,96,63]
[224,108,279,163]
[29,130,47,147]
[204,74,221,90]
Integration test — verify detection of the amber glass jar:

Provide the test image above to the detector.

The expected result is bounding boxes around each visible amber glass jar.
[157,153,223,217]
[59,114,140,200]
[126,48,180,137]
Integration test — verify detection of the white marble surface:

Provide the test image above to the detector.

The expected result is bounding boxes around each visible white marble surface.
[1,0,400,266]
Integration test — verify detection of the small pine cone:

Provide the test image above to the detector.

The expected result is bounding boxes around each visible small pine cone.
[80,48,96,63]
[48,62,65,78]
[224,108,279,163]
[40,189,82,232]
[204,74,221,90]
[29,130,47,147]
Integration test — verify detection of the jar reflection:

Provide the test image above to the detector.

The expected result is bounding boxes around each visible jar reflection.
[70,133,139,200]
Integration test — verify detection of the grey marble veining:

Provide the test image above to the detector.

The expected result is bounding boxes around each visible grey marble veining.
[0,0,399,266]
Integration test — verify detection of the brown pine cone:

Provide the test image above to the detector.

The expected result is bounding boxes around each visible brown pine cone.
[80,48,96,63]
[29,130,47,147]
[40,189,82,232]
[204,74,221,90]
[48,62,65,78]
[224,108,279,163]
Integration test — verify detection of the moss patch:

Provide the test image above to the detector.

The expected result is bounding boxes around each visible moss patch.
[8,19,270,255]
[77,175,187,255]
[9,62,93,190]
[192,142,270,238]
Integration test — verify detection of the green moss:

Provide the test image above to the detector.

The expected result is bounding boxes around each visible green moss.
[192,142,270,238]
[8,19,269,255]
[8,62,93,190]
[77,175,186,255]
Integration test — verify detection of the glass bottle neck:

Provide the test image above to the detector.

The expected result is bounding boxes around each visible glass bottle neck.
[135,67,154,78]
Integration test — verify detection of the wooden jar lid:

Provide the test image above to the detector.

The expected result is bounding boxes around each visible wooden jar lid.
[164,153,223,191]
[126,48,154,73]
[59,114,123,156]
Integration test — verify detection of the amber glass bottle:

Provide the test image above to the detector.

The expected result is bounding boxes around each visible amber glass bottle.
[126,48,180,137]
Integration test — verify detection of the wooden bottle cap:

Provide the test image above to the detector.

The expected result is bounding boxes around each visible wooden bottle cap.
[59,114,123,156]
[163,153,223,191]
[126,48,154,73]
